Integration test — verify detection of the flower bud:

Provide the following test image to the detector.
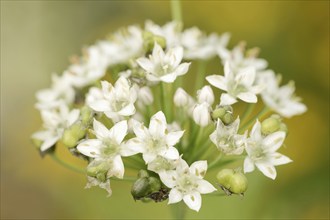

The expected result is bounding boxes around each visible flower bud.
[131,177,150,200]
[212,105,234,125]
[261,114,287,135]
[81,106,93,126]
[217,168,248,195]
[174,88,190,107]
[193,103,211,127]
[211,108,226,120]
[137,170,149,178]
[197,86,214,105]
[222,112,234,125]
[62,123,86,148]
[148,177,162,193]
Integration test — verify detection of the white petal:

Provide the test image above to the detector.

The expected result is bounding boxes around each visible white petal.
[152,42,165,63]
[166,131,185,146]
[193,103,210,127]
[220,93,237,106]
[109,120,128,144]
[159,170,178,188]
[109,155,125,179]
[89,100,111,112]
[159,146,180,160]
[132,120,149,140]
[224,61,231,78]
[67,109,80,126]
[136,57,154,73]
[40,135,59,152]
[117,103,136,116]
[173,62,190,76]
[262,131,285,152]
[206,75,227,91]
[197,180,217,194]
[250,120,262,141]
[77,139,103,158]
[255,162,277,180]
[160,73,177,83]
[142,152,157,164]
[235,67,255,86]
[183,192,202,212]
[237,92,257,103]
[149,111,167,138]
[168,188,183,204]
[168,46,183,67]
[189,161,207,178]
[123,138,146,156]
[243,157,255,173]
[270,152,292,166]
[93,119,110,140]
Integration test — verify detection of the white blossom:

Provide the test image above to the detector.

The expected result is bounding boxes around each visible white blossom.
[159,159,216,212]
[86,77,138,122]
[192,86,215,127]
[137,86,154,106]
[197,85,214,105]
[206,61,263,105]
[126,111,184,164]
[77,119,139,179]
[136,43,190,83]
[181,27,230,60]
[32,103,80,151]
[258,70,307,118]
[244,120,292,179]
[209,118,246,155]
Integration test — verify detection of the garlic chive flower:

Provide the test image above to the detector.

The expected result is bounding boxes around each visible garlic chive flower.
[159,159,216,212]
[206,61,263,105]
[136,43,190,83]
[244,120,292,179]
[126,111,184,164]
[86,77,138,122]
[32,103,80,152]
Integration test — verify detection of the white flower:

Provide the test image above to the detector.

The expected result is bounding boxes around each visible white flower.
[147,156,179,174]
[126,111,184,163]
[218,43,268,72]
[77,119,138,179]
[99,25,144,65]
[159,159,216,212]
[206,61,263,105]
[32,103,80,152]
[173,88,196,114]
[209,118,246,155]
[243,120,292,179]
[137,86,154,106]
[86,77,138,121]
[258,71,307,118]
[136,43,190,83]
[145,20,181,48]
[35,73,75,110]
[66,45,108,88]
[181,27,230,60]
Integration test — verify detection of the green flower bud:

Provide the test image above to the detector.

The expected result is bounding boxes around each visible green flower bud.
[62,123,86,148]
[217,169,248,195]
[137,170,149,178]
[81,106,93,126]
[261,117,281,135]
[228,172,248,194]
[96,173,106,182]
[212,108,226,120]
[222,112,234,125]
[148,177,161,193]
[216,169,234,190]
[131,177,151,200]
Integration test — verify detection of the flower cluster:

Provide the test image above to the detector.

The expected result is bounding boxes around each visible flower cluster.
[32,20,306,212]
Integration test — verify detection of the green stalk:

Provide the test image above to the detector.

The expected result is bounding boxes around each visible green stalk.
[171,0,182,23]
[194,60,208,91]
[240,103,255,124]
[49,154,85,174]
[239,106,270,133]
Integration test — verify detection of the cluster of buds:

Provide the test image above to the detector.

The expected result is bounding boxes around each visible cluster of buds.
[32,20,306,212]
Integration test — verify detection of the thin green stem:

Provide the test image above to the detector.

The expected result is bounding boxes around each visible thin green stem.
[240,103,255,124]
[112,176,136,182]
[171,0,182,23]
[49,154,85,174]
[208,153,223,170]
[194,60,208,91]
[170,202,187,220]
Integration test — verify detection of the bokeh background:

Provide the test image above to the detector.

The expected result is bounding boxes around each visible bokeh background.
[1,1,329,219]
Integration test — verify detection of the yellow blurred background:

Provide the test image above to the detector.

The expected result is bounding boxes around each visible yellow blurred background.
[1,1,329,219]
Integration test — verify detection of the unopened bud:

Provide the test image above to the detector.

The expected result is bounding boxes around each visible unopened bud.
[212,106,234,125]
[143,31,166,53]
[131,177,150,200]
[261,115,287,135]
[81,106,93,126]
[217,168,248,195]
[62,123,86,148]
[222,112,234,125]
[148,177,161,192]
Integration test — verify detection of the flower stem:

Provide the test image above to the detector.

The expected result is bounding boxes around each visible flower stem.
[240,103,255,124]
[208,153,223,170]
[194,60,208,91]
[170,202,187,220]
[49,154,85,174]
[239,106,270,133]
[171,0,182,23]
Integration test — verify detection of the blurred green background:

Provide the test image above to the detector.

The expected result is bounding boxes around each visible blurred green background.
[1,1,329,219]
